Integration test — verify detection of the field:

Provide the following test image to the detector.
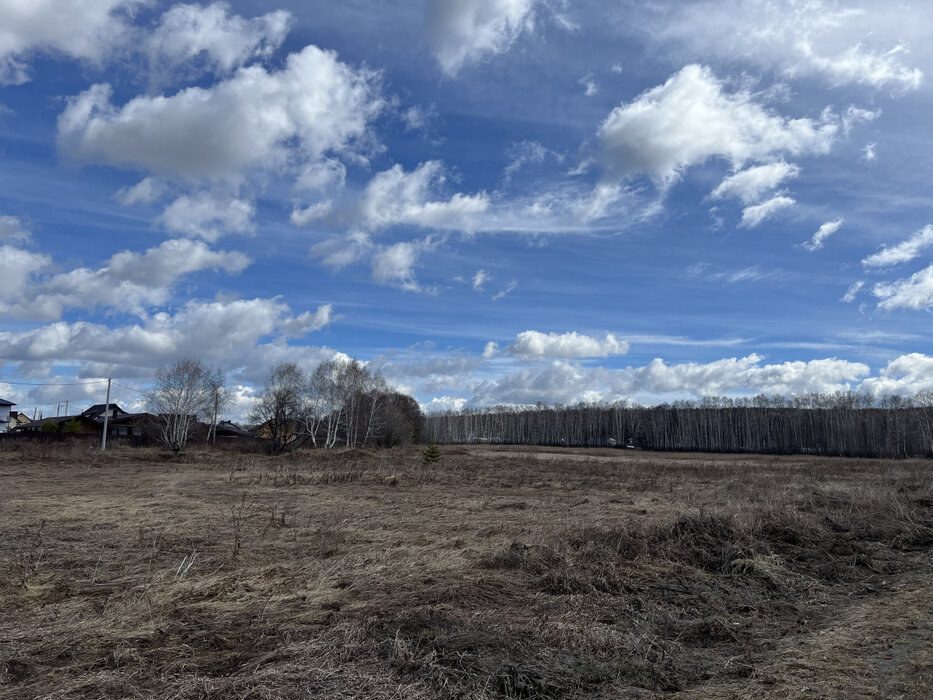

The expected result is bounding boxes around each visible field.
[1,443,931,699]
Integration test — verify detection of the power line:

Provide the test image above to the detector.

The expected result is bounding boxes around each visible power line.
[112,381,146,394]
[0,379,110,387]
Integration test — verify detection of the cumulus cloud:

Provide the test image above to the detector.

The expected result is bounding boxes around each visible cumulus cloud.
[58,44,384,182]
[0,298,336,382]
[0,0,140,85]
[310,231,373,269]
[862,225,933,268]
[426,0,539,76]
[873,265,933,310]
[0,239,250,320]
[597,65,838,185]
[148,3,291,81]
[802,218,843,252]
[711,162,800,204]
[740,195,795,228]
[371,240,434,292]
[504,331,629,359]
[159,192,255,240]
[0,215,31,242]
[455,354,869,407]
[360,161,489,232]
[116,177,168,206]
[0,246,51,295]
[859,354,933,396]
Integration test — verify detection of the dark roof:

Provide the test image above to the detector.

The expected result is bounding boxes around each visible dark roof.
[108,412,155,423]
[215,421,252,436]
[0,398,15,406]
[81,404,128,420]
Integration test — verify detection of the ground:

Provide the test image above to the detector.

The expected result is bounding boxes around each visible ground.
[0,443,931,698]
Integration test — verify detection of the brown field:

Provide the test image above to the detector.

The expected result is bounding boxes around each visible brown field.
[1,443,931,699]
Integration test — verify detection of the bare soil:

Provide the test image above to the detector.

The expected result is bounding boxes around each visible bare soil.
[1,443,931,698]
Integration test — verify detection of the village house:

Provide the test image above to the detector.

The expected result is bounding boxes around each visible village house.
[0,398,15,433]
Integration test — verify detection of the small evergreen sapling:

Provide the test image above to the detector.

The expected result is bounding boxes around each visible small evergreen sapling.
[422,441,441,465]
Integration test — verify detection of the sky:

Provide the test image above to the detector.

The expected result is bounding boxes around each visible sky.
[2,0,933,420]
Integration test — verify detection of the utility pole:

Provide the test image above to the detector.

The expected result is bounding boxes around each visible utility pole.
[64,400,69,416]
[101,378,111,452]
[211,389,218,445]
[56,402,61,417]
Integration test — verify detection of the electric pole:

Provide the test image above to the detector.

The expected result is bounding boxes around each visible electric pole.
[101,378,112,452]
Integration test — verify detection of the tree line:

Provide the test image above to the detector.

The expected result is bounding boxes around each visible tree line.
[422,393,933,458]
[146,358,422,454]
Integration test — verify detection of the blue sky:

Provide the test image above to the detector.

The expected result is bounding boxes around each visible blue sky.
[2,0,933,419]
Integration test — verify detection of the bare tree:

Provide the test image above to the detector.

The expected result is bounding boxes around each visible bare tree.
[250,363,307,454]
[147,359,216,455]
[205,368,232,444]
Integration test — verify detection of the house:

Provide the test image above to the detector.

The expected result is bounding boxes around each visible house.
[81,404,130,422]
[0,398,15,433]
[106,413,157,438]
[7,411,31,431]
[214,420,253,438]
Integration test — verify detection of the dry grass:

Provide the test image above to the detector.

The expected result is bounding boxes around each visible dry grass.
[0,442,931,698]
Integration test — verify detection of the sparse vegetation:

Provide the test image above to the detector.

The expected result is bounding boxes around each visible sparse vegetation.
[0,444,930,698]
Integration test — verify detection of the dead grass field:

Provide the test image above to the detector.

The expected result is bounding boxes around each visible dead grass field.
[1,442,931,698]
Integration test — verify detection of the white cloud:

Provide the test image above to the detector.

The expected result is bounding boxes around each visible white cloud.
[277,304,333,338]
[505,330,629,359]
[0,239,250,320]
[426,0,539,76]
[0,298,336,382]
[58,44,384,183]
[862,225,933,268]
[799,40,922,90]
[492,280,517,301]
[740,195,795,228]
[711,162,800,204]
[372,240,432,292]
[802,218,844,252]
[652,1,923,92]
[457,353,869,407]
[859,354,933,396]
[0,0,140,85]
[116,177,168,206]
[0,215,31,242]
[841,280,864,303]
[295,158,347,193]
[0,246,50,294]
[148,3,291,80]
[159,192,255,240]
[503,140,561,182]
[579,73,598,96]
[861,143,877,162]
[310,231,373,269]
[598,65,838,185]
[873,265,933,310]
[360,161,489,231]
[472,269,490,290]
